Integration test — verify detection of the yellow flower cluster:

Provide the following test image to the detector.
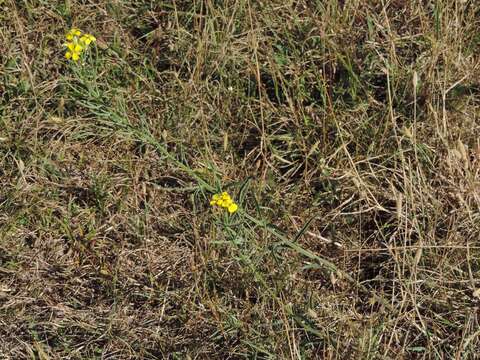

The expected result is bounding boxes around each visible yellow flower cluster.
[210,192,238,214]
[64,28,96,61]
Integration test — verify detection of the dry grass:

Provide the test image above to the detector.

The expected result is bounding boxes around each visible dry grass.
[1,0,479,358]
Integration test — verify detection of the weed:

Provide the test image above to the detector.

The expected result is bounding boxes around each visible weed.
[0,0,479,358]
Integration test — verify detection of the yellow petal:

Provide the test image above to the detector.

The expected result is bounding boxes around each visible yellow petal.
[66,34,73,41]
[227,203,238,213]
[89,35,96,42]
[84,38,92,45]
[74,44,83,52]
[75,30,81,36]
[72,52,80,61]
[65,51,72,59]
[212,194,220,201]
[66,42,75,51]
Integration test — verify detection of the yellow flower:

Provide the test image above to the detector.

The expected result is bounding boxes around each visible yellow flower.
[227,203,238,213]
[64,29,96,62]
[210,192,238,214]
[66,28,81,40]
[70,28,81,36]
[80,36,89,45]
[210,194,220,206]
[80,34,96,45]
